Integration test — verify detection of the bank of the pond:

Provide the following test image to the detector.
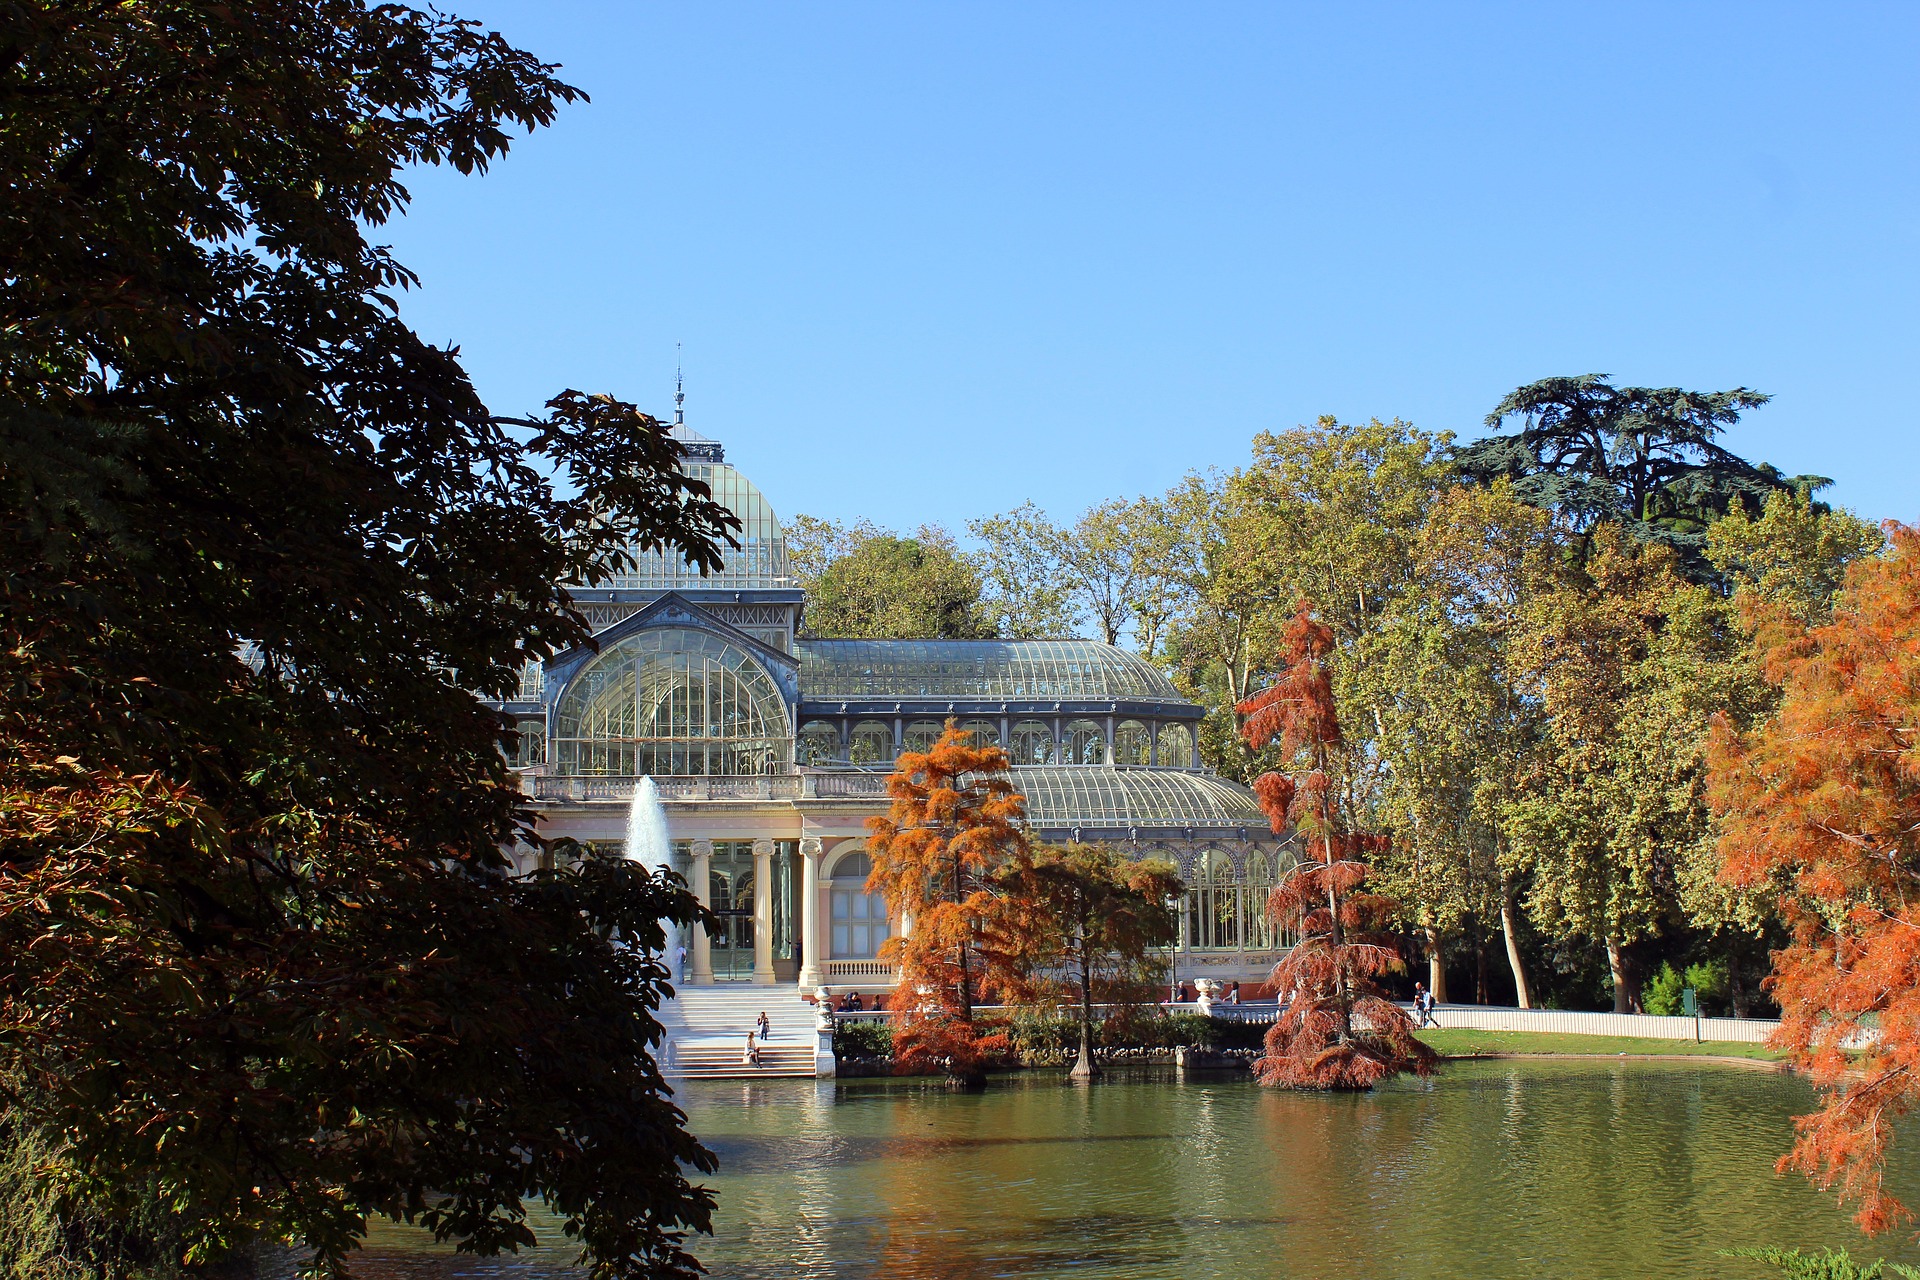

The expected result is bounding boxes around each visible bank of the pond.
[1417,1027,1787,1062]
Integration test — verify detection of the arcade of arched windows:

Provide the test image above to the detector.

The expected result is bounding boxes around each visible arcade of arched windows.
[792,713,1204,769]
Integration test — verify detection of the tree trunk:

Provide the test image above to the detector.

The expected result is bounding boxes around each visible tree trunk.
[1499,878,1533,1009]
[1474,937,1489,1006]
[1069,949,1100,1081]
[1729,945,1751,1019]
[1425,926,1449,1005]
[1606,935,1639,1015]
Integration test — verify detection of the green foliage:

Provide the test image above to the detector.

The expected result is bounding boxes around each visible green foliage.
[789,516,991,638]
[1721,1247,1920,1279]
[1639,957,1732,1017]
[1455,374,1824,580]
[832,1019,894,1061]
[0,1110,192,1280]
[0,3,729,1275]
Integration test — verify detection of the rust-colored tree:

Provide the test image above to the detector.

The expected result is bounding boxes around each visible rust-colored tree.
[865,722,1028,1084]
[1710,522,1919,1234]
[995,843,1182,1080]
[1237,603,1436,1090]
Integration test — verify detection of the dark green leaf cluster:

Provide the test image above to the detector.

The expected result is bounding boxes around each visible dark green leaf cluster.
[1454,375,1829,579]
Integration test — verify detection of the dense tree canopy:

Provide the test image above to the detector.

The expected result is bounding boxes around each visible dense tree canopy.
[788,516,991,638]
[1,2,730,1274]
[1455,375,1827,578]
[1711,522,1920,1235]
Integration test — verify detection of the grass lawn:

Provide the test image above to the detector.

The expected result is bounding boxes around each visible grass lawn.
[1417,1027,1785,1062]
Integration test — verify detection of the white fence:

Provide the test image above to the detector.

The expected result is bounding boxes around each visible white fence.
[1423,1004,1779,1044]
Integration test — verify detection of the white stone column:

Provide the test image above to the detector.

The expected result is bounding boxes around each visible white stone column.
[798,838,824,988]
[690,839,714,984]
[752,838,776,985]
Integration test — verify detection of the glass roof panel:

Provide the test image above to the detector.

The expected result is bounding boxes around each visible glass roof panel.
[1009,767,1269,829]
[592,462,792,590]
[796,639,1184,701]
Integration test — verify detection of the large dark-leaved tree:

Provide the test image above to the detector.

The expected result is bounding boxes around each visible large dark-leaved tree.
[2,3,733,1276]
[1456,374,1828,578]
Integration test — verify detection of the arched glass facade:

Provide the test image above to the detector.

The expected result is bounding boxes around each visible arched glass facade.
[849,721,893,767]
[797,720,841,766]
[1185,851,1239,950]
[1010,720,1055,765]
[903,720,944,754]
[552,628,791,776]
[1113,719,1151,766]
[1063,719,1106,765]
[1158,722,1195,769]
[958,718,1001,748]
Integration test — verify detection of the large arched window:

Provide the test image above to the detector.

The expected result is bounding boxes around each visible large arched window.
[829,852,891,959]
[1010,719,1055,765]
[552,628,791,776]
[1184,851,1238,951]
[849,721,894,767]
[1063,719,1107,765]
[1243,851,1285,950]
[1113,719,1151,766]
[903,720,944,755]
[1158,722,1195,769]
[797,720,841,766]
[958,718,1001,748]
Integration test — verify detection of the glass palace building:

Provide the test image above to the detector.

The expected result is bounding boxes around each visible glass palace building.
[498,426,1294,991]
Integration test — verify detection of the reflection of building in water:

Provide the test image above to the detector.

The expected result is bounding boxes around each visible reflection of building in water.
[493,422,1294,990]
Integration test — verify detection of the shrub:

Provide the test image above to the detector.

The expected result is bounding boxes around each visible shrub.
[1644,957,1733,1017]
[832,1020,893,1061]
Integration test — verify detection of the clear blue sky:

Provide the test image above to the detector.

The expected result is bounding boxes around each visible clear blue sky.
[384,3,1918,532]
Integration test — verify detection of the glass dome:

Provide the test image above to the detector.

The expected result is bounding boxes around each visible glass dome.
[796,639,1185,701]
[552,628,792,776]
[1010,767,1272,829]
[606,454,791,590]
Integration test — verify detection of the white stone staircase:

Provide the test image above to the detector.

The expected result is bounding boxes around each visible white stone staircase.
[661,985,826,1079]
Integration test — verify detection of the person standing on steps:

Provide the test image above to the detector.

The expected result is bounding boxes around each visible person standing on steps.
[756,1010,771,1040]
[675,943,688,984]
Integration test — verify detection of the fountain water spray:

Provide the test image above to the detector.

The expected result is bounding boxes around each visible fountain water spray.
[624,776,681,965]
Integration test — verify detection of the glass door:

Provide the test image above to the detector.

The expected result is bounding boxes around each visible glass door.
[708,840,756,981]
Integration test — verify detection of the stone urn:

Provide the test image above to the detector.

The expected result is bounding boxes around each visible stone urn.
[813,986,836,1034]
[1194,978,1220,1017]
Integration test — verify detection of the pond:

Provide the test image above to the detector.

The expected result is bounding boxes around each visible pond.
[346,1062,1920,1280]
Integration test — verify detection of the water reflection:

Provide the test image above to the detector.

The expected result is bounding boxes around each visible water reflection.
[342,1063,1920,1280]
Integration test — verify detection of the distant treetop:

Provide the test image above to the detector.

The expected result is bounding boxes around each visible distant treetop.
[1454,374,1831,578]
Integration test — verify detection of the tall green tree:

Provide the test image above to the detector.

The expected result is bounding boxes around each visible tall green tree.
[1361,482,1558,1006]
[971,497,1186,647]
[792,518,991,638]
[1456,374,1826,578]
[1,3,729,1274]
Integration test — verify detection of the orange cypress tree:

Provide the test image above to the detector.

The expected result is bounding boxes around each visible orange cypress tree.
[865,722,1028,1081]
[1238,603,1436,1090]
[1710,521,1920,1233]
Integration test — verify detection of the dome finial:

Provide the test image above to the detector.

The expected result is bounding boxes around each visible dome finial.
[673,342,685,427]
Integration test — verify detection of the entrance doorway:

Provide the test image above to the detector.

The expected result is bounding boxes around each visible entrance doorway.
[708,840,756,981]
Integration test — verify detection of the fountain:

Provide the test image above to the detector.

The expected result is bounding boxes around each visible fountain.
[624,776,681,968]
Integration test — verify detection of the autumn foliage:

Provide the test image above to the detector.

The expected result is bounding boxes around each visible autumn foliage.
[865,722,1028,1080]
[1238,603,1435,1090]
[1710,522,1920,1234]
